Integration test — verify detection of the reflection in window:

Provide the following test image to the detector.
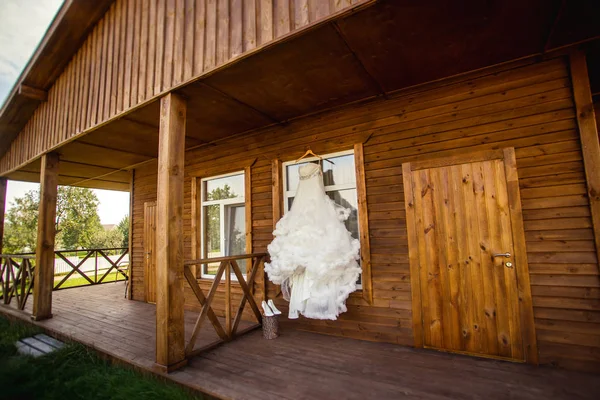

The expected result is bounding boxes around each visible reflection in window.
[283,151,361,286]
[201,172,246,278]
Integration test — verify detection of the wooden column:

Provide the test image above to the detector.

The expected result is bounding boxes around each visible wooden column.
[570,50,600,271]
[127,170,134,300]
[32,153,59,321]
[155,93,187,372]
[0,178,7,253]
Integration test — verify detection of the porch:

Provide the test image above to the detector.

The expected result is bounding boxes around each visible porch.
[0,283,598,400]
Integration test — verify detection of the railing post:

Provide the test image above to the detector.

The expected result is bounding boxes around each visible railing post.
[94,250,98,284]
[0,178,7,254]
[226,261,231,338]
[3,258,9,304]
[19,258,27,308]
[32,152,59,321]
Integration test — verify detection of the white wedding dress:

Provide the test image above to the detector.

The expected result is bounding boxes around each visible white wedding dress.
[265,162,361,320]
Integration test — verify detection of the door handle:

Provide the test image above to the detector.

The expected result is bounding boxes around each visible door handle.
[492,252,511,258]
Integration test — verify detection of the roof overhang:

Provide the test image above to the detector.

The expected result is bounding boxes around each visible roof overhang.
[0,0,115,158]
[2,0,600,191]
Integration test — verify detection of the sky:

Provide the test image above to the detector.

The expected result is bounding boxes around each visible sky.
[0,0,130,225]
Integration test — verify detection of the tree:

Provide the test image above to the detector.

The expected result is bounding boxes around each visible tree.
[3,190,39,253]
[55,187,103,249]
[2,186,104,253]
[206,185,237,253]
[116,215,129,248]
[88,227,124,249]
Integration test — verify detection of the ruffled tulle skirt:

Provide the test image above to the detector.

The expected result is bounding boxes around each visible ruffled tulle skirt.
[265,190,361,320]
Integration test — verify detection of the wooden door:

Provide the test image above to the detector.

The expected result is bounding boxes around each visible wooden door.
[403,149,537,362]
[144,202,157,304]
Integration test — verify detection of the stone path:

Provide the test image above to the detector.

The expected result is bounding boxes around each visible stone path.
[15,334,65,357]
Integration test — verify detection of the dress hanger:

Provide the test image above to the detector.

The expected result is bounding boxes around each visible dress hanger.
[294,149,322,164]
[294,149,335,165]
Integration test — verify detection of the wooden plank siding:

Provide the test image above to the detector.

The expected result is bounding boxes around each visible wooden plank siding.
[128,57,600,372]
[0,0,366,176]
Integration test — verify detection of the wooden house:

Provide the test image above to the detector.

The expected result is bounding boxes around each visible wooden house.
[1,0,600,378]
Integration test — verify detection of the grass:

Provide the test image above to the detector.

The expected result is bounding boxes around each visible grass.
[56,271,126,289]
[0,317,203,400]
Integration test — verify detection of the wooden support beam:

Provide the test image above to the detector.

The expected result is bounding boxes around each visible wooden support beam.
[154,93,187,373]
[570,50,600,273]
[0,178,6,253]
[200,82,282,125]
[126,170,134,300]
[354,143,373,304]
[332,21,387,98]
[18,84,48,101]
[32,153,59,321]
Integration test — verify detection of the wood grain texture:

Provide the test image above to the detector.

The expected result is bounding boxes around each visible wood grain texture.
[4,284,598,399]
[0,0,364,176]
[245,165,253,255]
[503,147,538,364]
[127,170,135,300]
[155,93,186,370]
[403,162,423,348]
[32,153,59,321]
[0,178,6,253]
[190,177,201,277]
[144,201,157,303]
[271,159,282,231]
[569,50,600,274]
[127,58,600,372]
[354,143,373,304]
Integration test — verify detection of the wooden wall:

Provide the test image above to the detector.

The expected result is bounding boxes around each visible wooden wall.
[131,57,600,372]
[0,0,363,175]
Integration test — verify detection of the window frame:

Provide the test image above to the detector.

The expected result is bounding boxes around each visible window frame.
[198,170,247,280]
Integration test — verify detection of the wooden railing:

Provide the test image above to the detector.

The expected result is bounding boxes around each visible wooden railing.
[0,247,130,310]
[0,255,36,310]
[53,247,129,290]
[183,253,267,358]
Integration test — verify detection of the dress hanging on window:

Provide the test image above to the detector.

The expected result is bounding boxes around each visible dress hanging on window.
[265,162,361,320]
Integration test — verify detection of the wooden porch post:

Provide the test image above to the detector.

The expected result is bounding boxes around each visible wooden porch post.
[570,50,600,271]
[155,93,187,372]
[0,178,7,253]
[32,152,59,321]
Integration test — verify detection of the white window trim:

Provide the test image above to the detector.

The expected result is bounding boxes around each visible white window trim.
[281,149,362,289]
[200,170,246,280]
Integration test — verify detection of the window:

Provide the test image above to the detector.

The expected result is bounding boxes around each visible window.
[282,150,361,286]
[200,171,246,278]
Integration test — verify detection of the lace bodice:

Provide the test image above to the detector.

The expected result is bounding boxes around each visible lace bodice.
[298,163,322,180]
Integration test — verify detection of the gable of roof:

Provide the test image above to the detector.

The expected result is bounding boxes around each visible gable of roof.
[0,0,114,158]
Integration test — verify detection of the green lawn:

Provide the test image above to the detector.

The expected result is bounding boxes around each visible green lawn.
[0,272,127,301]
[55,271,127,289]
[0,317,202,400]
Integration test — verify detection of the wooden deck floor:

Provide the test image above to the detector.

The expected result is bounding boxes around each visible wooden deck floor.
[1,283,599,400]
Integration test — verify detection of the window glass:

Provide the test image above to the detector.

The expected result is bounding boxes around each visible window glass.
[204,174,244,201]
[327,189,358,240]
[286,154,355,191]
[201,172,246,277]
[203,204,221,276]
[204,204,221,254]
[323,154,355,187]
[286,164,302,191]
[226,204,247,272]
